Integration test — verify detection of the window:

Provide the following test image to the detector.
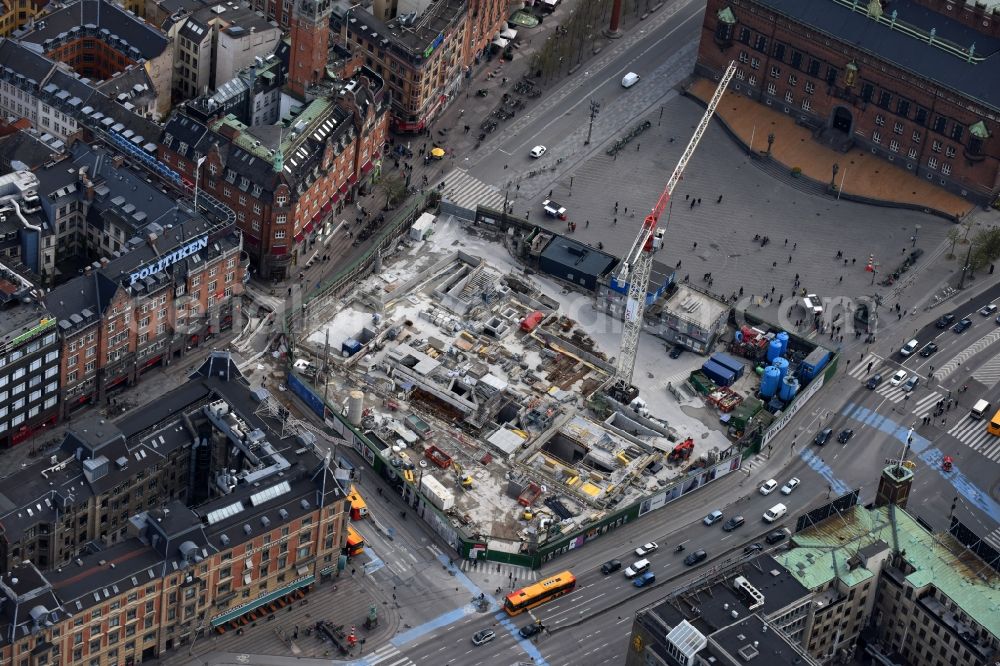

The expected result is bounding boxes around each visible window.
[748,75,757,88]
[933,116,947,134]
[897,99,910,117]
[734,68,745,80]
[276,214,287,225]
[915,107,928,125]
[738,51,749,64]
[951,124,964,141]
[750,57,760,70]
[826,67,838,85]
[276,193,288,206]
[253,202,262,214]
[738,27,750,44]
[769,65,780,79]
[941,163,952,176]
[275,230,286,239]
[860,83,874,102]
[804,81,815,94]
[890,139,899,153]
[946,146,956,158]
[788,74,797,87]
[875,114,885,127]
[878,91,892,109]
[872,130,881,144]
[932,140,942,153]
[784,90,794,104]
[893,122,904,135]
[754,35,767,52]
[772,43,785,61]
[927,156,938,170]
[766,82,776,96]
[912,130,921,144]
[908,147,918,159]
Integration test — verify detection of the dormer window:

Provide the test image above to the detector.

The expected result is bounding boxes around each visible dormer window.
[252,185,262,197]
[276,193,288,206]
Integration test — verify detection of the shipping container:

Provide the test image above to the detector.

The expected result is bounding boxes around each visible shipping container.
[701,359,736,387]
[420,474,455,511]
[711,352,745,379]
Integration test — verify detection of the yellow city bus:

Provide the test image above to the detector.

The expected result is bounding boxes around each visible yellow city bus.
[504,571,576,616]
[987,408,1000,436]
[344,525,364,558]
[348,485,368,520]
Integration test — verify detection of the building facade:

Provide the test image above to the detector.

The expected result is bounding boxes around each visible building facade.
[0,357,349,665]
[159,68,388,278]
[697,0,1000,204]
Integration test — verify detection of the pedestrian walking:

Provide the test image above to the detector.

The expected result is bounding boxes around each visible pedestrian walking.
[784,238,788,246]
[613,217,617,225]
[548,189,553,198]
[636,143,640,151]
[839,275,843,282]
[690,200,695,209]
[739,286,744,296]
[615,201,620,211]
[793,242,797,250]
[585,220,589,227]
[717,195,723,203]
[778,294,783,304]
[852,258,856,265]
[693,241,698,249]
[772,261,778,269]
[788,255,792,263]
[697,198,702,205]
[685,194,689,201]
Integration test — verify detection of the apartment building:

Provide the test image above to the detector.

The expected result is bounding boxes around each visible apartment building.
[0,353,349,665]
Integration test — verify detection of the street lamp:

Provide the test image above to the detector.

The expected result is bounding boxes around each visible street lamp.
[766,132,775,157]
[913,224,921,247]
[831,162,839,188]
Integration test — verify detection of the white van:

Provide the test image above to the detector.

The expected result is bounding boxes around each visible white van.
[763,503,787,523]
[900,339,919,356]
[802,294,823,316]
[624,558,650,578]
[972,399,992,420]
[622,72,640,88]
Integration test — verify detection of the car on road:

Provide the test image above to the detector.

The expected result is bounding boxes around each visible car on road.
[765,529,788,545]
[634,542,658,556]
[541,199,567,220]
[900,339,919,356]
[622,72,640,88]
[759,479,778,495]
[529,145,547,158]
[703,510,724,526]
[722,516,745,532]
[814,428,833,446]
[904,375,919,392]
[980,304,997,316]
[936,313,956,328]
[837,428,854,444]
[743,542,763,554]
[600,559,622,575]
[519,623,543,638]
[683,549,708,566]
[919,342,938,357]
[866,373,883,390]
[953,317,973,333]
[890,369,908,387]
[632,571,656,587]
[669,346,684,359]
[472,629,496,646]
[781,478,800,495]
[624,559,651,578]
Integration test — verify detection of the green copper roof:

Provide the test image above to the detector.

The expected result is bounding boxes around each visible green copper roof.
[970,121,990,139]
[717,6,735,23]
[775,504,1000,639]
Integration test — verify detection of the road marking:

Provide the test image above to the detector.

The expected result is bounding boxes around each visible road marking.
[936,327,1000,380]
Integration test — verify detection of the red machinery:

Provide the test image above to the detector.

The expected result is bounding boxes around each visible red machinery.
[517,482,542,507]
[668,438,694,464]
[424,445,453,469]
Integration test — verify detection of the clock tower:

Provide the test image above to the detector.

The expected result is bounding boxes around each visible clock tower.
[288,0,333,98]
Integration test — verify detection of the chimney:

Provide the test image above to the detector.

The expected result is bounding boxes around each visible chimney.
[147,232,158,251]
[84,265,92,277]
[112,155,125,169]
[218,123,240,141]
[100,257,109,268]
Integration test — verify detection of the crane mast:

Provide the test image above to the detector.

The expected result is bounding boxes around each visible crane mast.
[610,62,737,403]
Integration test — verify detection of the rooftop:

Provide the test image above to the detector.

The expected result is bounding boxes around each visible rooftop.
[752,0,1000,110]
[708,614,817,666]
[775,503,1000,640]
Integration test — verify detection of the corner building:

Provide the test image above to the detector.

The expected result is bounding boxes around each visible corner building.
[697,0,1000,205]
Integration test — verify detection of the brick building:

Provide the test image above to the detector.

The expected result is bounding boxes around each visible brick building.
[697,0,1000,204]
[42,213,246,417]
[339,0,510,133]
[0,354,349,665]
[159,67,388,278]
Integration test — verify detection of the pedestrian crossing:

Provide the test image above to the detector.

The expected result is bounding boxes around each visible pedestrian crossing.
[935,327,1000,380]
[972,350,1000,388]
[848,354,945,412]
[983,526,1000,552]
[365,643,415,666]
[947,415,1000,460]
[459,559,539,583]
[438,168,506,214]
[846,353,885,382]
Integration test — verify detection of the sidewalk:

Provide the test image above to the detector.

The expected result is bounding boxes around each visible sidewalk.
[688,78,974,219]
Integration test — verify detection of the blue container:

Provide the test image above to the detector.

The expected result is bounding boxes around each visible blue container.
[779,375,800,402]
[760,366,781,398]
[777,331,790,356]
[773,357,789,382]
[767,339,783,362]
[701,360,736,387]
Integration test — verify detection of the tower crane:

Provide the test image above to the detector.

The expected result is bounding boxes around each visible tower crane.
[610,61,737,404]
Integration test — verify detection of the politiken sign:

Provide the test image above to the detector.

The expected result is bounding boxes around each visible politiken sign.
[129,236,209,286]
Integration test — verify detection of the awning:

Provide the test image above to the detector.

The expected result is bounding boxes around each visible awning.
[348,174,357,184]
[500,28,517,39]
[331,194,340,204]
[272,245,287,255]
[211,576,315,627]
[492,37,509,48]
[296,565,310,576]
[339,183,349,193]
[322,202,332,213]
[304,221,315,233]
[361,161,373,174]
[294,232,305,243]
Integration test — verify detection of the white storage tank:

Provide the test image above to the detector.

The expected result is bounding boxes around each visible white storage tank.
[348,390,365,425]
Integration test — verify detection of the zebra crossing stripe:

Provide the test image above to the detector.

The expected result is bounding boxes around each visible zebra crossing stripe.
[848,354,883,380]
[911,392,941,417]
[972,351,1000,388]
[984,529,1000,551]
[936,328,1000,380]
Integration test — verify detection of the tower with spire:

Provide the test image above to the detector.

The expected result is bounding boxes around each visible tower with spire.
[288,0,333,98]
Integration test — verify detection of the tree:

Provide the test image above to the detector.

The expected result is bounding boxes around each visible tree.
[971,226,1000,271]
[961,218,976,242]
[382,174,407,211]
[946,227,961,258]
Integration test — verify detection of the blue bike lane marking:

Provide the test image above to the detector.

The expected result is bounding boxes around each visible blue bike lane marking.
[839,402,1000,524]
[351,551,548,666]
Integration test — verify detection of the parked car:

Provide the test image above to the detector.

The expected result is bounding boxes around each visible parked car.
[473,629,496,646]
[780,478,800,495]
[722,516,745,532]
[669,346,684,359]
[529,145,547,158]
[936,313,956,328]
[904,375,919,392]
[632,571,656,587]
[703,510,724,526]
[743,542,764,554]
[979,304,997,316]
[814,428,833,446]
[683,549,708,566]
[866,373,883,390]
[519,623,543,638]
[624,559,650,578]
[765,529,788,545]
[837,428,854,444]
[890,369,908,387]
[953,318,972,333]
[634,542,658,556]
[919,342,938,357]
[541,199,568,220]
[601,559,622,575]
[759,479,778,495]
